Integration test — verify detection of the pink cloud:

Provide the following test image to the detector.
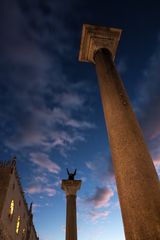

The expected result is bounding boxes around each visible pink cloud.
[154,158,160,168]
[86,187,114,208]
[30,152,61,174]
[150,146,160,177]
[27,185,42,194]
[27,185,56,197]
[51,131,85,147]
[153,154,160,176]
[90,210,110,221]
[45,187,57,197]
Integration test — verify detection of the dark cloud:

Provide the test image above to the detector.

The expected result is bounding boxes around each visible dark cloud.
[133,35,160,175]
[135,38,160,140]
[0,0,95,157]
[17,0,79,56]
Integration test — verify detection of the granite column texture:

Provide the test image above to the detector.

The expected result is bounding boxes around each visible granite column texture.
[66,195,77,240]
[94,48,160,239]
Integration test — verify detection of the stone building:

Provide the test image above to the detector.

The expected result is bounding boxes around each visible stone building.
[0,158,39,240]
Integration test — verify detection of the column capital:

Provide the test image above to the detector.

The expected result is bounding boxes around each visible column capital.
[79,24,122,64]
[61,180,81,196]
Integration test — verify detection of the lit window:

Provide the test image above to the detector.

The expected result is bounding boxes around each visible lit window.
[9,200,14,216]
[16,216,20,234]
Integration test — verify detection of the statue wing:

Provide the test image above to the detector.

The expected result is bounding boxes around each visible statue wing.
[66,168,70,175]
[74,169,77,176]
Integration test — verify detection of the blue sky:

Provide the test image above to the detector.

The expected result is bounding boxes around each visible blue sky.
[0,0,160,240]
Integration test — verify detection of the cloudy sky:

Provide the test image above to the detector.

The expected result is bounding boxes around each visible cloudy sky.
[0,0,160,239]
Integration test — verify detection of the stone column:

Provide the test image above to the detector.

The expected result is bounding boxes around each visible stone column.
[79,24,160,239]
[61,180,81,240]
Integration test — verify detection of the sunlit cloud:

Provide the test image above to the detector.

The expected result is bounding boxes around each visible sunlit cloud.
[85,187,114,208]
[152,152,160,177]
[89,210,110,221]
[30,152,61,174]
[154,158,160,168]
[27,185,56,197]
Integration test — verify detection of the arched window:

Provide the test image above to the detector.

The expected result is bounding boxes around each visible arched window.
[16,216,20,234]
[9,200,14,216]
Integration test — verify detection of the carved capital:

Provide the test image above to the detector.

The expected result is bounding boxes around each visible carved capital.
[61,180,81,196]
[79,24,122,63]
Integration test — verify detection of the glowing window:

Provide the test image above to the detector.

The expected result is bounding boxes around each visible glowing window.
[16,216,20,234]
[9,200,14,216]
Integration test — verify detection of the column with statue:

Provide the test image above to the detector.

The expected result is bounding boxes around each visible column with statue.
[61,169,81,240]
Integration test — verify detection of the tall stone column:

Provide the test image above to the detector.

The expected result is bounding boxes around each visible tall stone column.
[79,24,160,239]
[61,179,81,240]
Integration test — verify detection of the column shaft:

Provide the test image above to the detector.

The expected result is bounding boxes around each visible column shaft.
[94,48,160,239]
[66,195,77,240]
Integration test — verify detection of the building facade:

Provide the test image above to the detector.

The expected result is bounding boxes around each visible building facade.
[0,158,39,240]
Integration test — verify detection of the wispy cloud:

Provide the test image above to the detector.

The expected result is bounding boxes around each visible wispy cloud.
[134,35,160,176]
[86,161,96,170]
[66,119,95,129]
[135,36,160,139]
[85,153,115,184]
[30,152,61,174]
[54,92,85,109]
[32,203,41,211]
[89,210,110,221]
[26,166,59,197]
[27,185,56,197]
[85,187,113,208]
[0,0,95,157]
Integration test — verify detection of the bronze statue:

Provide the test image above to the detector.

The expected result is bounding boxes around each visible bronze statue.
[67,168,77,180]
